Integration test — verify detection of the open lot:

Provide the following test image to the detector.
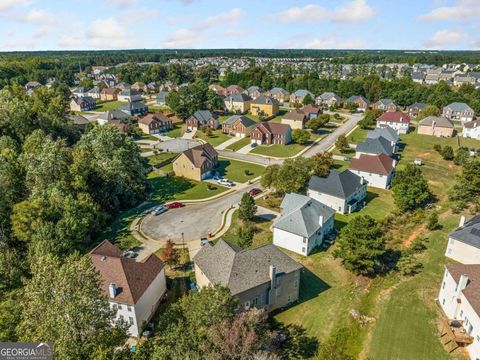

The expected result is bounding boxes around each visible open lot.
[217,157,265,183]
[250,132,320,158]
[194,129,231,147]
[95,100,124,112]
[225,137,250,151]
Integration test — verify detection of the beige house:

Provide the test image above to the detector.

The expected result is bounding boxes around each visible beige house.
[100,87,120,101]
[138,113,173,135]
[193,239,303,312]
[250,95,279,117]
[172,143,218,181]
[417,116,454,137]
[445,215,480,265]
[281,108,307,129]
[224,93,252,113]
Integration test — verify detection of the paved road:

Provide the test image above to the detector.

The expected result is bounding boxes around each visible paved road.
[141,182,263,243]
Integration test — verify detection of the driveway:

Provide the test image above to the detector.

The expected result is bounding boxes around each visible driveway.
[140,182,263,243]
[154,138,201,152]
[182,129,197,139]
[236,143,254,154]
[215,136,243,150]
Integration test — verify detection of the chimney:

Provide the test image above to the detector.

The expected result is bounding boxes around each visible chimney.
[108,283,117,299]
[360,176,365,185]
[456,274,469,297]
[269,265,276,289]
[459,216,466,227]
[319,215,324,226]
[432,120,436,129]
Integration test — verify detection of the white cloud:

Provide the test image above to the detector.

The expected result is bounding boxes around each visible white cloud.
[85,17,135,48]
[271,4,327,23]
[419,0,480,21]
[122,8,157,24]
[330,0,376,23]
[20,9,52,23]
[423,30,465,49]
[104,0,136,7]
[200,8,243,28]
[304,37,365,49]
[163,28,198,48]
[0,0,30,12]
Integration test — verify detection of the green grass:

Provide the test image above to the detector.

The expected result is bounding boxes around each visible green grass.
[148,105,169,112]
[144,152,178,167]
[225,137,251,151]
[347,126,370,144]
[251,143,306,158]
[217,157,265,183]
[195,129,231,147]
[222,210,273,249]
[331,160,350,172]
[95,100,124,112]
[165,123,185,138]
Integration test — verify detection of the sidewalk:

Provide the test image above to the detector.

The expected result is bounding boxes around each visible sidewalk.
[215,136,243,150]
[182,129,197,139]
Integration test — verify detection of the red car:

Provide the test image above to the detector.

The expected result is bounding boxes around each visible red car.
[166,202,184,209]
[248,188,262,196]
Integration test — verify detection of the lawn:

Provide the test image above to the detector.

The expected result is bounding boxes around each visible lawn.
[331,160,350,172]
[347,126,370,144]
[144,152,178,168]
[222,210,273,249]
[95,100,124,112]
[195,129,231,147]
[165,123,185,138]
[217,157,265,183]
[225,137,250,151]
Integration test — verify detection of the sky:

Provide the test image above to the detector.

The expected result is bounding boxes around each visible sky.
[0,0,479,51]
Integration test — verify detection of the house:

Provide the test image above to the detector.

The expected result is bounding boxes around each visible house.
[69,114,90,130]
[116,82,131,90]
[120,101,147,116]
[72,87,86,98]
[443,103,475,122]
[224,85,245,96]
[376,111,411,134]
[89,240,167,338]
[290,89,314,105]
[373,99,398,112]
[224,93,252,114]
[307,170,367,214]
[138,113,173,135]
[273,193,335,256]
[156,91,168,106]
[316,92,341,108]
[349,153,395,189]
[454,75,476,87]
[438,264,480,359]
[86,86,101,99]
[411,72,425,84]
[118,89,142,102]
[109,119,130,135]
[208,84,225,96]
[147,82,158,93]
[424,73,440,85]
[445,215,480,264]
[193,239,303,312]
[222,115,256,137]
[172,143,218,181]
[345,95,369,112]
[417,116,455,137]
[96,109,131,126]
[70,96,96,112]
[100,87,120,101]
[463,120,480,139]
[250,122,291,145]
[186,110,220,130]
[355,136,395,157]
[281,108,307,130]
[245,86,263,99]
[250,95,279,117]
[267,87,290,103]
[366,127,400,152]
[301,104,322,119]
[407,102,427,117]
[131,82,148,93]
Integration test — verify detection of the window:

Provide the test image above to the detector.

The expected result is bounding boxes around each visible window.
[127,306,132,312]
[129,317,134,325]
[117,304,122,310]
[443,282,445,289]
[119,315,124,321]
[302,247,306,253]
[460,310,464,318]
[294,280,298,288]
[252,297,258,306]
[442,298,445,305]
[303,238,307,244]
[448,248,452,255]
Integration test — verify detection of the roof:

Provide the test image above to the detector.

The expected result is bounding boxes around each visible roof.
[450,215,480,249]
[356,136,394,156]
[376,98,396,106]
[301,104,322,115]
[308,170,365,199]
[252,122,290,136]
[156,91,168,99]
[89,241,165,305]
[269,87,289,96]
[446,263,480,315]
[407,102,427,110]
[120,101,147,111]
[69,114,89,126]
[418,116,454,128]
[179,143,218,168]
[193,239,302,295]
[346,95,369,104]
[293,89,314,98]
[318,92,340,101]
[251,95,279,105]
[119,89,140,96]
[274,193,335,237]
[283,108,307,122]
[366,127,400,143]
[139,112,171,125]
[101,87,120,95]
[444,102,474,113]
[192,110,218,122]
[226,85,245,93]
[463,120,480,129]
[225,93,252,102]
[97,109,130,121]
[377,111,411,124]
[223,115,256,127]
[246,85,263,94]
[350,153,394,176]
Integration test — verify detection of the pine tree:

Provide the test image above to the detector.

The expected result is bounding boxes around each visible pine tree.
[238,193,257,222]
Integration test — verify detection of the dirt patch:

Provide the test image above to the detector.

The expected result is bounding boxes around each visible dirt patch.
[418,152,431,157]
[403,223,426,248]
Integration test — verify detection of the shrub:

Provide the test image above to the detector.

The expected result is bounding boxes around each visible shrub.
[433,144,442,153]
[426,212,439,230]
[396,253,423,276]
[441,145,454,160]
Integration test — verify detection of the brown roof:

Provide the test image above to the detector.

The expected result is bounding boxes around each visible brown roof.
[180,143,218,168]
[301,104,322,115]
[350,153,394,175]
[108,119,129,134]
[446,264,480,315]
[377,111,411,124]
[138,112,171,125]
[283,108,307,122]
[89,241,165,305]
[464,120,480,129]
[101,87,120,95]
[252,122,290,136]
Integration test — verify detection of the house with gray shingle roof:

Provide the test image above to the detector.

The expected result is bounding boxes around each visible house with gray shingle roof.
[442,102,475,122]
[267,87,290,103]
[445,215,480,264]
[307,170,367,214]
[366,127,400,151]
[373,98,398,112]
[316,92,341,108]
[273,193,335,255]
[290,89,314,105]
[406,102,427,117]
[186,110,220,130]
[463,120,480,139]
[355,136,394,157]
[193,239,302,311]
[224,93,252,113]
[345,95,369,112]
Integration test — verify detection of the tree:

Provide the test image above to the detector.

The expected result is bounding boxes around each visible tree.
[417,105,440,120]
[454,147,469,166]
[302,93,314,105]
[391,164,431,212]
[260,164,280,189]
[333,215,385,275]
[358,109,382,129]
[160,239,180,267]
[311,152,333,177]
[292,129,311,145]
[441,145,454,160]
[238,225,254,249]
[271,157,313,194]
[396,253,423,276]
[238,193,257,222]
[335,134,350,153]
[426,212,439,230]
[449,158,480,208]
[18,253,128,359]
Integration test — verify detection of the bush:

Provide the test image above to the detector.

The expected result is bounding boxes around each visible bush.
[238,223,254,248]
[410,236,428,253]
[433,144,442,153]
[441,145,454,160]
[426,212,439,230]
[396,253,423,276]
[292,129,311,145]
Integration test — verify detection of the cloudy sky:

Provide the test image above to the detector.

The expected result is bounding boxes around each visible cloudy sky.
[0,0,479,51]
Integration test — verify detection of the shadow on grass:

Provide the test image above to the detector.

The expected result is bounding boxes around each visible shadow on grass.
[216,159,231,177]
[364,190,379,206]
[298,268,331,303]
[149,176,195,202]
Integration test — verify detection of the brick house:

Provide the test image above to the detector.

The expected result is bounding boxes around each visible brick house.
[138,113,173,135]
[250,122,292,145]
[186,110,220,130]
[222,115,256,137]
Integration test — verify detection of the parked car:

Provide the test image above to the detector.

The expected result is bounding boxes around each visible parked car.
[200,237,210,246]
[151,205,167,216]
[217,179,234,187]
[248,188,262,196]
[166,201,184,209]
[186,128,192,133]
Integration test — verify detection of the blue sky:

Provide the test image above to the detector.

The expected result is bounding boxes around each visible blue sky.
[0,0,479,51]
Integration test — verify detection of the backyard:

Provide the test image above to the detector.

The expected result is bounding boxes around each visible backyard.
[95,100,124,112]
[250,132,320,158]
[217,157,265,183]
[222,210,273,249]
[194,129,231,147]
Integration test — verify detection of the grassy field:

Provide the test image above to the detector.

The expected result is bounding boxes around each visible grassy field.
[217,157,265,183]
[165,123,185,138]
[222,210,273,249]
[95,100,124,112]
[331,160,350,172]
[347,126,371,143]
[195,129,231,147]
[144,152,178,168]
[226,137,250,151]
[250,132,320,158]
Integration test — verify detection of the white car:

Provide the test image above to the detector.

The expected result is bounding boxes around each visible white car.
[217,179,234,187]
[151,205,167,216]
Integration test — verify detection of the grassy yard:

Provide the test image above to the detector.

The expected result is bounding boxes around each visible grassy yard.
[222,210,273,249]
[250,133,320,158]
[347,126,371,144]
[95,100,124,112]
[165,123,185,138]
[217,157,265,183]
[225,137,250,151]
[331,160,350,172]
[195,129,231,147]
[144,152,178,168]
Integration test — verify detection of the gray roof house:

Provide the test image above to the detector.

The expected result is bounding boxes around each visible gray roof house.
[406,102,427,117]
[193,239,303,311]
[442,102,475,122]
[307,170,367,214]
[268,87,289,96]
[316,92,341,107]
[445,216,480,264]
[356,136,394,157]
[273,193,335,255]
[156,91,168,105]
[120,101,148,116]
[366,127,400,151]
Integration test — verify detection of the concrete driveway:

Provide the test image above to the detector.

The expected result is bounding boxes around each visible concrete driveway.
[237,143,255,154]
[215,136,243,150]
[182,129,197,139]
[154,138,201,152]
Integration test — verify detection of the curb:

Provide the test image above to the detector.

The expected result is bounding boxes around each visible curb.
[210,205,237,239]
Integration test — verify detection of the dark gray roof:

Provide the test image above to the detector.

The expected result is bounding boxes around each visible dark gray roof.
[366,127,399,143]
[225,93,252,102]
[193,240,302,295]
[69,114,89,125]
[444,102,474,112]
[120,101,147,111]
[223,115,256,127]
[407,102,427,110]
[356,136,393,156]
[293,89,314,98]
[269,87,289,96]
[119,89,140,96]
[377,98,396,106]
[450,215,480,249]
[346,95,369,104]
[308,170,364,199]
[97,109,131,121]
[251,95,279,105]
[193,110,218,122]
[319,92,340,101]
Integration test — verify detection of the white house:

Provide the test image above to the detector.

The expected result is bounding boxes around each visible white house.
[463,120,480,140]
[445,215,480,264]
[442,102,475,123]
[366,127,400,152]
[89,241,167,338]
[307,170,367,214]
[96,109,131,126]
[438,263,480,359]
[273,193,335,256]
[349,153,395,189]
[118,89,142,102]
[376,111,411,134]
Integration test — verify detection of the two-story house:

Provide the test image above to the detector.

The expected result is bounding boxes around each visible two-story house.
[442,103,475,122]
[349,153,395,189]
[172,143,218,181]
[417,116,455,137]
[376,111,411,134]
[373,99,398,112]
[463,120,480,139]
[186,110,220,130]
[224,93,252,114]
[222,115,256,137]
[250,95,279,117]
[445,215,480,265]
[250,122,292,145]
[345,95,369,112]
[138,113,173,135]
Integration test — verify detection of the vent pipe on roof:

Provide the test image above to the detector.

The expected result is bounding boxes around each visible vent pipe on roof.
[108,283,117,299]
[459,215,466,227]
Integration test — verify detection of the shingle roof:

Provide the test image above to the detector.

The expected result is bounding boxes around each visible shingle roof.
[377,98,396,106]
[139,112,171,125]
[193,239,302,295]
[319,92,340,101]
[225,93,252,102]
[192,110,218,122]
[223,115,256,127]
[377,111,411,124]
[120,101,147,111]
[269,87,289,96]
[350,153,394,176]
[444,102,474,113]
[450,215,480,249]
[293,89,314,98]
[283,108,307,122]
[446,263,480,315]
[180,143,218,168]
[274,193,335,238]
[119,89,140,96]
[407,102,427,110]
[89,241,165,305]
[69,114,89,125]
[366,127,400,143]
[463,120,480,129]
[418,116,454,128]
[252,122,290,136]
[356,136,394,156]
[346,95,369,104]
[308,170,365,199]
[251,95,279,105]
[97,109,131,121]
